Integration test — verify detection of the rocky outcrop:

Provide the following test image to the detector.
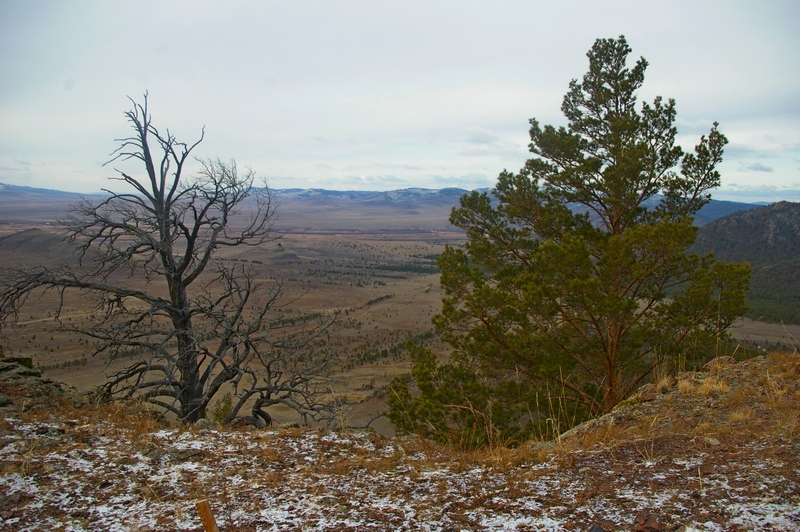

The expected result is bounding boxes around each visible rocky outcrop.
[0,356,76,411]
[0,357,41,379]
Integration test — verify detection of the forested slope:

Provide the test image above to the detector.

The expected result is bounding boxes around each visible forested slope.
[692,201,800,323]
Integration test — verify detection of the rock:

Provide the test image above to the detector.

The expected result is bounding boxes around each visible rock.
[630,383,659,403]
[0,491,33,511]
[171,448,204,461]
[35,425,65,435]
[2,357,34,369]
[0,360,42,380]
[0,492,22,508]
[634,511,661,532]
[137,443,165,461]
[195,418,215,430]
[704,356,736,371]
[0,393,12,407]
[233,414,269,429]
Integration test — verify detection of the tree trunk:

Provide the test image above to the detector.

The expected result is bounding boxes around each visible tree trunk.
[176,324,204,422]
[171,280,204,423]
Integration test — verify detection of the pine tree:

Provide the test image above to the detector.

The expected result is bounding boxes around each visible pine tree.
[391,37,750,434]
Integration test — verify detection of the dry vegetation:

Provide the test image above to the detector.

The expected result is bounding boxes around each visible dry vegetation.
[0,352,798,530]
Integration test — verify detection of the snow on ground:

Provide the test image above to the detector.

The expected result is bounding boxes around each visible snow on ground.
[1,353,799,530]
[1,414,798,531]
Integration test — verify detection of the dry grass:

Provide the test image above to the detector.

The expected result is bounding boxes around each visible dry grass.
[676,376,729,396]
[3,230,456,429]
[577,418,624,449]
[696,376,730,396]
[72,399,166,440]
[655,374,674,394]
[729,406,754,422]
[8,222,799,442]
[551,351,800,459]
[677,378,695,394]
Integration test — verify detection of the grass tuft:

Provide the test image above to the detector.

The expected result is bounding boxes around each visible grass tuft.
[729,406,753,423]
[696,376,730,396]
[677,379,695,395]
[655,375,674,394]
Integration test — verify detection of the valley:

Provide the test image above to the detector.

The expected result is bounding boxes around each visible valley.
[1,186,799,434]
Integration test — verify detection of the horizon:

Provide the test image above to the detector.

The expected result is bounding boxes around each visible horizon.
[0,180,784,206]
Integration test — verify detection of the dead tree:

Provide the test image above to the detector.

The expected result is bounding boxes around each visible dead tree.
[0,94,340,424]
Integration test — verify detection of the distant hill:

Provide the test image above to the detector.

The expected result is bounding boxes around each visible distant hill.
[0,183,88,224]
[271,188,470,231]
[691,201,800,323]
[693,199,762,226]
[0,182,763,230]
[0,227,84,266]
[1,182,795,322]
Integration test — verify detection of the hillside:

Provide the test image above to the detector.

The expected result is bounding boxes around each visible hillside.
[693,199,763,227]
[0,228,83,266]
[0,184,86,225]
[0,352,798,530]
[271,188,469,232]
[692,201,800,323]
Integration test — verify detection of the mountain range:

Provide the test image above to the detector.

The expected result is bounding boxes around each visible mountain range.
[0,182,765,230]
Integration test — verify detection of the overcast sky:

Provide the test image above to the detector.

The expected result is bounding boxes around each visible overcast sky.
[1,1,798,202]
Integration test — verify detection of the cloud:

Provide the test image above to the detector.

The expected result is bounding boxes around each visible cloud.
[463,127,500,145]
[312,174,409,190]
[424,173,495,190]
[319,161,428,173]
[739,162,774,173]
[723,145,765,159]
[269,172,496,192]
[458,142,528,161]
[368,161,426,171]
[3,2,798,197]
[715,184,800,203]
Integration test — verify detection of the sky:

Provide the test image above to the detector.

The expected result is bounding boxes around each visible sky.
[1,1,798,202]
